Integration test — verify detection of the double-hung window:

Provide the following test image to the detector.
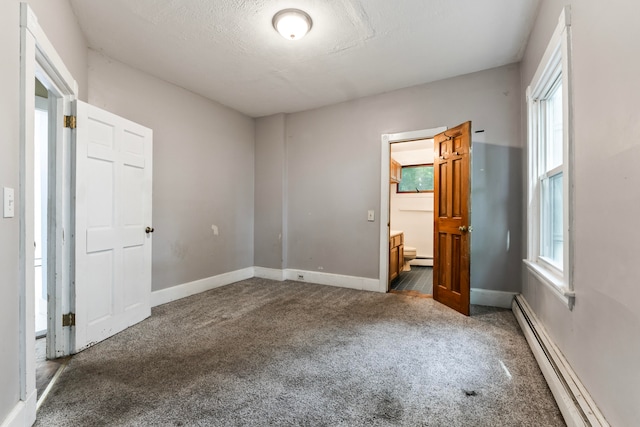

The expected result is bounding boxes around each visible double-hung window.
[525,6,574,308]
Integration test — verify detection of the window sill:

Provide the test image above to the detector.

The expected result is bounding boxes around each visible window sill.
[523,260,575,310]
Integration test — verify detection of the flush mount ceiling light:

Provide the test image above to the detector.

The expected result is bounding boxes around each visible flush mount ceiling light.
[272,9,312,40]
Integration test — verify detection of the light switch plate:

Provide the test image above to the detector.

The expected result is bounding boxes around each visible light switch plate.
[3,187,15,218]
[367,210,375,222]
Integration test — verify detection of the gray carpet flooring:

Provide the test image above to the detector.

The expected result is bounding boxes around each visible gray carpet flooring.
[36,278,565,426]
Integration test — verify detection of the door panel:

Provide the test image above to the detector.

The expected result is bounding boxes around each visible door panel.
[452,158,462,217]
[438,162,448,216]
[74,100,152,352]
[86,251,113,322]
[452,235,461,293]
[433,122,471,316]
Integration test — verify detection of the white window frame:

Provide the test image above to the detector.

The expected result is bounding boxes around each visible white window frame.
[525,6,575,309]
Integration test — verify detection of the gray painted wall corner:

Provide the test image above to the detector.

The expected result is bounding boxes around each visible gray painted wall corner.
[471,141,523,292]
[254,114,286,269]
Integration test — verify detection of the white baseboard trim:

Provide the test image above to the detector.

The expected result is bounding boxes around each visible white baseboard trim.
[284,269,380,293]
[151,267,382,309]
[410,258,433,267]
[151,267,254,307]
[470,288,516,308]
[1,390,36,427]
[152,268,518,308]
[512,295,609,427]
[253,266,285,281]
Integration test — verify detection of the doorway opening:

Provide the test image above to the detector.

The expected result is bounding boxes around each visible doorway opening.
[380,123,472,316]
[388,138,435,296]
[379,127,445,297]
[33,75,73,404]
[34,79,49,340]
[20,5,79,418]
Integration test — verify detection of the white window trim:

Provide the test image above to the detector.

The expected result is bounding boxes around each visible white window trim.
[525,6,575,309]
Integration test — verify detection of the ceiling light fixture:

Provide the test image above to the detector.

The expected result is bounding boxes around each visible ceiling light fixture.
[272,9,312,41]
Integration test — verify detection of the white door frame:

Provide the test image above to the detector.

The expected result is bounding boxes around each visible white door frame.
[379,127,446,293]
[19,3,78,423]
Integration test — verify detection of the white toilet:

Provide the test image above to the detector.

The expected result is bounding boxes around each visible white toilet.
[403,246,417,271]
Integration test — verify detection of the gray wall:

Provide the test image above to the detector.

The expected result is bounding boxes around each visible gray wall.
[471,142,522,292]
[88,51,255,292]
[254,114,286,269]
[520,0,640,425]
[0,0,88,421]
[0,2,22,419]
[279,64,522,290]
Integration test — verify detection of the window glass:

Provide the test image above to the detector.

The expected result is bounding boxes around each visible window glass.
[398,165,433,193]
[537,76,564,270]
[546,80,563,171]
[541,172,563,267]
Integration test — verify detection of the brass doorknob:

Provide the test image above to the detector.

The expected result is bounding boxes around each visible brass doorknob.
[145,226,155,234]
[459,226,467,232]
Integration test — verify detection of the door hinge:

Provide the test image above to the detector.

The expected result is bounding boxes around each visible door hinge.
[62,312,76,327]
[63,115,77,129]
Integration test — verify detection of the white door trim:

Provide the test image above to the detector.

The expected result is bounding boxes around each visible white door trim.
[379,127,446,293]
[19,3,78,422]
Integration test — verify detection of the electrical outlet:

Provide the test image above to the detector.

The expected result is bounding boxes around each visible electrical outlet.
[297,274,304,281]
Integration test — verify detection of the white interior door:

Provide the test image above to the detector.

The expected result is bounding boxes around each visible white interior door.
[74,100,153,352]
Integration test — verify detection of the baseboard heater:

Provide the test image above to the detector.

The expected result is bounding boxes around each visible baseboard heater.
[512,295,609,427]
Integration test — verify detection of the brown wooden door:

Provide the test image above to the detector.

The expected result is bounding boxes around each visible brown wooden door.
[433,122,471,315]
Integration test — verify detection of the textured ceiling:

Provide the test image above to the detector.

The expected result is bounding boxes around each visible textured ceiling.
[69,0,540,118]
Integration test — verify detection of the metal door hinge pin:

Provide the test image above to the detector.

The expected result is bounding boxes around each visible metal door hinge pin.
[62,312,75,327]
[63,115,77,129]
